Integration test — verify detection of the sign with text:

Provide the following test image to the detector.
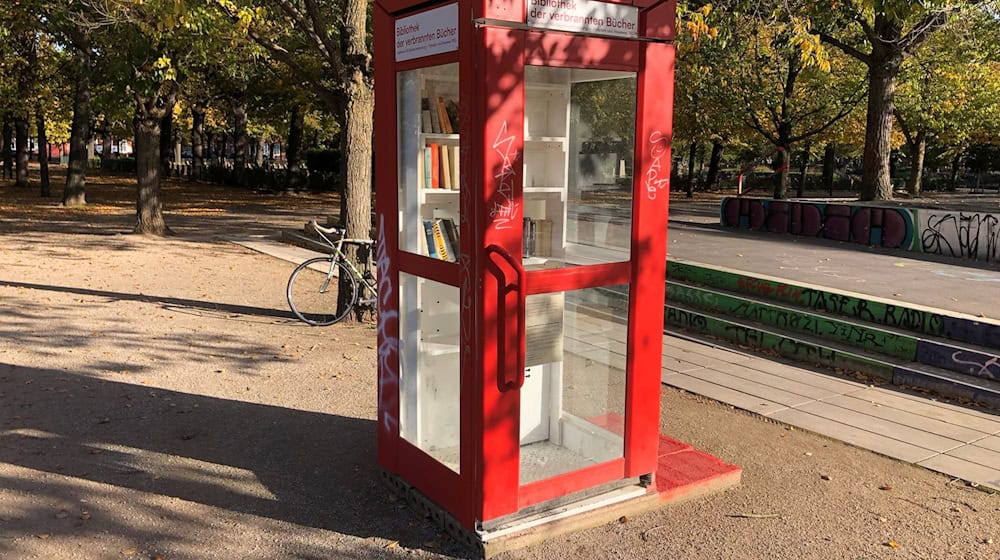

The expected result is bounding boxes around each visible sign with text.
[395,3,459,62]
[526,0,639,39]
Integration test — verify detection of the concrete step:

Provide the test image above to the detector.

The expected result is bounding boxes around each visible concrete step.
[280,227,335,255]
[666,259,1000,350]
[664,302,1000,410]
[666,280,1000,384]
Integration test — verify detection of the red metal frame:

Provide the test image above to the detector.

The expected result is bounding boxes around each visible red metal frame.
[375,0,677,530]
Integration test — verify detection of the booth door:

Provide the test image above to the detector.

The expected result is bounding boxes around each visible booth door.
[481,58,660,516]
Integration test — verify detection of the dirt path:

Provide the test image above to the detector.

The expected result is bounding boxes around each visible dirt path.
[0,173,997,559]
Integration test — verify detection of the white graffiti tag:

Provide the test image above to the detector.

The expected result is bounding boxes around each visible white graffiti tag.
[376,215,400,433]
[645,130,670,200]
[490,120,520,229]
[951,351,999,381]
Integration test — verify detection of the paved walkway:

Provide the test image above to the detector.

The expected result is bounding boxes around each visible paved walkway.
[238,237,1000,492]
[667,203,1000,318]
[662,334,1000,492]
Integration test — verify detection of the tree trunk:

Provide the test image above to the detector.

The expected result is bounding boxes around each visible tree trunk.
[205,130,214,165]
[233,101,248,186]
[340,85,374,236]
[706,140,723,190]
[773,146,790,199]
[906,131,926,196]
[135,115,168,234]
[822,143,836,197]
[160,109,173,177]
[87,135,96,162]
[256,138,265,166]
[2,113,12,180]
[192,105,205,180]
[796,141,811,198]
[286,105,305,191]
[685,141,697,197]
[860,50,902,201]
[100,119,112,164]
[949,152,961,190]
[134,84,179,235]
[37,107,50,197]
[63,45,91,207]
[14,115,29,187]
[173,130,181,164]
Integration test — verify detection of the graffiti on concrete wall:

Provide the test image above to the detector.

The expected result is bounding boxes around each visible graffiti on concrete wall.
[721,198,1000,262]
[721,198,916,249]
[915,341,1000,382]
[919,211,1000,262]
[667,260,1000,349]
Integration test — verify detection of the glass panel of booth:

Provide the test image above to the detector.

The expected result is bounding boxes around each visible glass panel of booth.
[398,272,461,473]
[521,66,637,270]
[397,62,461,261]
[520,284,628,484]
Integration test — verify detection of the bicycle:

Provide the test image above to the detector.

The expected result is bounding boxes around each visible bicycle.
[286,220,377,326]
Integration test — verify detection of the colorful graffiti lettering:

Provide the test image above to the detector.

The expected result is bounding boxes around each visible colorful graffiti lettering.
[721,198,915,249]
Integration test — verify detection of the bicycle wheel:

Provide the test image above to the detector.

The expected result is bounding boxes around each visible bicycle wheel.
[287,258,358,326]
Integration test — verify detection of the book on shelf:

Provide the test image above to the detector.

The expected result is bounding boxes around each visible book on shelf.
[441,143,453,189]
[424,97,440,134]
[431,219,453,261]
[445,99,459,133]
[421,108,434,134]
[436,96,453,134]
[450,146,460,190]
[423,147,432,190]
[422,220,439,259]
[521,217,553,258]
[441,218,460,257]
[422,218,459,262]
[429,144,440,188]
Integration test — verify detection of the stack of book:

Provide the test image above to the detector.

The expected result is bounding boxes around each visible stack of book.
[420,95,460,191]
[522,218,553,258]
[423,217,460,262]
[420,144,460,190]
[421,96,458,134]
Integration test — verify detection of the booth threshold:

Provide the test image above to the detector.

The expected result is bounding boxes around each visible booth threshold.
[382,433,741,558]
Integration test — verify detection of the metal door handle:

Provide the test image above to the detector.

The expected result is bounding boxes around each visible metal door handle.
[485,245,526,392]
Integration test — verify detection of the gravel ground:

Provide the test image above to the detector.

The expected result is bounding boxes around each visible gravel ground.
[0,176,997,559]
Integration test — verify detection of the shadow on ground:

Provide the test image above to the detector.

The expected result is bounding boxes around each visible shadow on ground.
[0,364,464,557]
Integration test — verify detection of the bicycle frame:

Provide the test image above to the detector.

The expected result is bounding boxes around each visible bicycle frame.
[314,227,378,304]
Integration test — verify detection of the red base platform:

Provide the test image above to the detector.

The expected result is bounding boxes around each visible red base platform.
[589,414,742,503]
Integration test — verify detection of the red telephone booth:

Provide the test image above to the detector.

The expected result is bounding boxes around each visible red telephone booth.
[374,0,677,544]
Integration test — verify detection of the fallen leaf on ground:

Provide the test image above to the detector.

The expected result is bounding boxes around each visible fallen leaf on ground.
[885,540,900,548]
[384,541,399,549]
[820,474,831,481]
[879,485,892,491]
[36,534,50,539]
[121,548,137,556]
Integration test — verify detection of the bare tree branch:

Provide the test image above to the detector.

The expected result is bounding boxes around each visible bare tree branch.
[272,0,339,72]
[215,1,342,112]
[745,103,779,145]
[900,9,952,54]
[789,90,864,144]
[817,31,872,66]
[301,0,343,74]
